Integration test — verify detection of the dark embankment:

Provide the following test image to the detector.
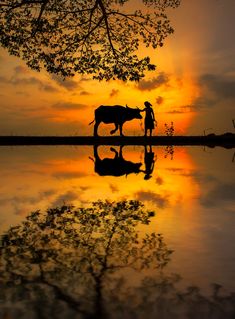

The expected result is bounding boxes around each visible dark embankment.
[0,133,234,148]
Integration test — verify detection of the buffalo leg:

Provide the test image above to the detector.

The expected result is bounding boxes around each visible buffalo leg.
[94,121,100,136]
[93,145,99,160]
[110,147,118,159]
[119,146,124,160]
[110,123,118,135]
[119,124,124,136]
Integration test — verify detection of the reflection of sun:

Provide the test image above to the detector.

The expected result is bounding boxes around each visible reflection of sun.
[157,147,200,205]
[0,146,202,234]
[73,146,201,209]
[17,146,200,212]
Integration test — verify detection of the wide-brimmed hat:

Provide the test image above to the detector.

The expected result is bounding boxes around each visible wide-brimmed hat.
[144,174,152,180]
[144,101,152,107]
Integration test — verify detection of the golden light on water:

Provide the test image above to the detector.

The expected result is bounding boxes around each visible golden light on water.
[0,146,199,231]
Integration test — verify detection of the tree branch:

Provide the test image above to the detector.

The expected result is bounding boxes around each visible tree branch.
[0,0,45,10]
[97,0,116,56]
[31,0,48,36]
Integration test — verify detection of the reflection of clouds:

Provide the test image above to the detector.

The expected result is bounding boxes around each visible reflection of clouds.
[51,190,88,207]
[166,168,185,173]
[53,171,88,179]
[200,181,235,208]
[136,72,169,91]
[109,184,119,193]
[40,190,57,198]
[79,186,90,192]
[135,190,169,208]
[0,189,57,207]
[166,168,217,182]
[166,167,234,209]
[15,91,30,97]
[14,207,29,216]
[0,75,6,84]
[191,172,218,184]
[155,176,164,185]
[0,189,57,217]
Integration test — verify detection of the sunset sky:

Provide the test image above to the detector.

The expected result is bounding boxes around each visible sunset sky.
[0,0,235,136]
[1,1,235,302]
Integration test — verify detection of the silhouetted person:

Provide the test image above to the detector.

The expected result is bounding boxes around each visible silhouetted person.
[141,101,156,136]
[139,145,155,179]
[143,145,155,180]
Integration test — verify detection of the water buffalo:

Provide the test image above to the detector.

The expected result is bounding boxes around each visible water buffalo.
[89,105,142,136]
[90,146,142,177]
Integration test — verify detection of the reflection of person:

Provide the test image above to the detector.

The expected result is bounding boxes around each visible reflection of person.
[141,101,156,137]
[144,145,155,180]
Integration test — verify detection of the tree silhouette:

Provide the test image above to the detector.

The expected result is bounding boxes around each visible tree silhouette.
[0,0,181,80]
[1,200,235,318]
[0,200,172,318]
[111,274,235,319]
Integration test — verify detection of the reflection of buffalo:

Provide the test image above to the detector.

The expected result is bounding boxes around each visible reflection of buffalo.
[91,146,142,177]
[89,105,142,136]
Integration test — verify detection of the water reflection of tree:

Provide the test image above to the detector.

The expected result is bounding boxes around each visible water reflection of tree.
[0,200,172,318]
[1,200,235,319]
[114,275,235,319]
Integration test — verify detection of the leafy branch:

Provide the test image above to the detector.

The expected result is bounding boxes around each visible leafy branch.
[0,0,181,80]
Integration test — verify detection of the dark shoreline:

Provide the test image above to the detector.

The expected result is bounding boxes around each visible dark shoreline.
[0,133,234,148]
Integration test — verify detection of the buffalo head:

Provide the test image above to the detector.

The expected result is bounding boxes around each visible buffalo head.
[125,105,142,120]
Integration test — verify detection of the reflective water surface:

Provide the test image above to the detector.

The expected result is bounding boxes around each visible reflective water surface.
[0,145,235,318]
